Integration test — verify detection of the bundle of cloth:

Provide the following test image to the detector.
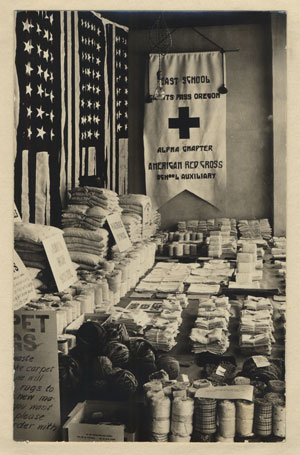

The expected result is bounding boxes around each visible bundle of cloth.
[119,194,152,240]
[62,205,108,231]
[68,186,121,214]
[63,227,109,270]
[14,222,63,270]
[239,297,274,356]
[259,219,272,240]
[189,296,230,355]
[238,219,263,239]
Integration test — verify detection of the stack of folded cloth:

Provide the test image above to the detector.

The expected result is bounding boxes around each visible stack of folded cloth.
[145,319,181,351]
[186,220,199,232]
[230,218,238,238]
[62,205,108,231]
[119,194,152,240]
[259,219,272,240]
[14,222,64,270]
[150,209,161,235]
[108,307,152,334]
[177,221,186,232]
[68,186,121,214]
[63,227,109,270]
[207,219,217,232]
[121,213,142,243]
[189,296,230,355]
[271,237,286,259]
[198,219,208,234]
[239,297,274,356]
[208,231,222,258]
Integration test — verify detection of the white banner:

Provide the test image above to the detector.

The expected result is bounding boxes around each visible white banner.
[144,52,226,210]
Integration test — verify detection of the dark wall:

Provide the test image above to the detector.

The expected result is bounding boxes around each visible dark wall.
[128,22,273,230]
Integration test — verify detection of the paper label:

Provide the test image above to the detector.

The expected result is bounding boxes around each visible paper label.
[106,213,132,252]
[142,200,152,237]
[13,250,36,310]
[42,233,77,292]
[14,204,22,222]
[195,385,253,401]
[215,365,226,377]
[252,355,270,368]
[14,310,60,441]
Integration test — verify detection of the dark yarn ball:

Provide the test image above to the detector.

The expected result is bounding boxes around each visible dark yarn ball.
[103,322,129,344]
[129,337,156,360]
[110,368,138,399]
[76,321,107,356]
[149,369,169,382]
[242,357,282,383]
[156,355,180,380]
[103,341,130,368]
[91,356,113,380]
[58,352,81,393]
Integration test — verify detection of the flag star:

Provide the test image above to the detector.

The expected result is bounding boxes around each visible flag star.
[97,43,101,51]
[116,49,121,56]
[124,64,128,70]
[82,84,85,91]
[49,110,54,122]
[37,126,46,139]
[87,130,92,139]
[44,90,50,98]
[86,68,91,76]
[117,123,122,132]
[96,57,100,65]
[37,84,44,97]
[49,32,53,42]
[81,19,84,26]
[91,55,94,63]
[86,83,91,92]
[26,83,32,95]
[36,105,45,118]
[50,52,54,62]
[123,52,127,58]
[37,44,42,56]
[24,40,34,54]
[116,111,121,119]
[95,101,100,109]
[43,49,49,61]
[25,62,33,75]
[124,112,128,119]
[116,100,121,107]
[49,14,54,25]
[50,129,55,140]
[97,28,101,36]
[22,19,33,33]
[116,88,121,95]
[87,100,92,108]
[81,116,86,125]
[50,72,53,82]
[43,29,49,40]
[45,13,49,19]
[124,76,128,82]
[94,130,100,139]
[37,65,43,77]
[43,68,49,81]
[124,124,128,131]
[81,99,85,107]
[87,54,91,62]
[116,36,120,42]
[95,87,100,94]
[124,100,128,106]
[36,23,42,34]
[50,91,54,102]
[94,115,100,125]
[124,88,128,94]
[87,114,92,123]
[27,127,32,139]
[27,106,32,117]
[95,71,100,80]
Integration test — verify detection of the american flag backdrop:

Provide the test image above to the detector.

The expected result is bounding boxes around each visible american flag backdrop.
[14,10,129,227]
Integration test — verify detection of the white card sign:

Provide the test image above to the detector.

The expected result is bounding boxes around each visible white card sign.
[42,233,77,291]
[195,385,254,401]
[13,250,37,310]
[106,213,132,252]
[14,310,61,441]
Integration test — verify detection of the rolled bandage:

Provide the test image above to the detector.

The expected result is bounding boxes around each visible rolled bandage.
[150,395,171,435]
[217,400,236,438]
[272,401,285,438]
[236,400,254,437]
[171,397,194,437]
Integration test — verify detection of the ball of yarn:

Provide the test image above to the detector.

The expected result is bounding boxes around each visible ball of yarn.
[110,368,138,399]
[92,356,113,380]
[149,369,169,382]
[156,355,180,380]
[76,321,107,356]
[103,322,129,344]
[241,357,282,383]
[129,337,156,361]
[103,341,130,367]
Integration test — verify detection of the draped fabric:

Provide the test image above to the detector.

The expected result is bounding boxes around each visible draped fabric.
[14,10,128,227]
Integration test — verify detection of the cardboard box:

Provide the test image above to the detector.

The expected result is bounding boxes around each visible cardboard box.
[63,400,137,442]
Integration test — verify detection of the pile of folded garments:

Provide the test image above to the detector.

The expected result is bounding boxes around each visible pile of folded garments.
[208,231,222,258]
[271,237,286,259]
[119,194,153,240]
[14,222,64,270]
[186,220,199,232]
[189,296,230,355]
[198,219,208,234]
[63,227,109,270]
[135,262,192,295]
[144,307,183,351]
[259,219,272,240]
[207,219,218,233]
[108,307,152,334]
[239,297,274,356]
[68,186,121,214]
[177,221,186,232]
[150,209,161,235]
[62,205,108,231]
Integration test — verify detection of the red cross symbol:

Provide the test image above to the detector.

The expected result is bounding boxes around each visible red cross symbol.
[168,107,200,139]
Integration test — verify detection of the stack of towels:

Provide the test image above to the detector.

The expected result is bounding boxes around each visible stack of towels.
[189,296,230,355]
[119,194,153,240]
[239,296,274,356]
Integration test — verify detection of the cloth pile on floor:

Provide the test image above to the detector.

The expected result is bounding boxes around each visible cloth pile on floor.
[119,194,152,240]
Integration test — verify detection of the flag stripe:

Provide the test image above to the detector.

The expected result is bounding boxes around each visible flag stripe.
[60,11,67,207]
[21,150,30,222]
